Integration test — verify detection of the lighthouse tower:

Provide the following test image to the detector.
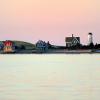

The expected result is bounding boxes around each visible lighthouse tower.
[88,33,93,45]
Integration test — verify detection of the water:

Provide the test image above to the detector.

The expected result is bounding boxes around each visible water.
[0,54,100,100]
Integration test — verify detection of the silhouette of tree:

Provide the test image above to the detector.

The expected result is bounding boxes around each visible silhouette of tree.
[88,43,94,49]
[15,46,19,50]
[47,41,52,49]
[20,45,25,50]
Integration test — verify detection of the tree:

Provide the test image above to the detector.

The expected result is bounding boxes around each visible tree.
[88,43,94,49]
[20,45,25,50]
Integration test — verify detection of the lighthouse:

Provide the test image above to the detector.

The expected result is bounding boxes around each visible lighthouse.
[88,33,93,45]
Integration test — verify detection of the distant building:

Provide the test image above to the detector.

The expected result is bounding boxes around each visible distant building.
[36,40,48,53]
[0,41,3,50]
[3,40,15,53]
[65,34,80,47]
[88,33,93,45]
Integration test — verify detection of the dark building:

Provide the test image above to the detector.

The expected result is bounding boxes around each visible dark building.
[65,34,80,47]
[0,41,3,50]
[35,40,48,53]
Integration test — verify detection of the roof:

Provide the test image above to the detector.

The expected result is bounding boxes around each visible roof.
[88,33,92,35]
[65,37,80,42]
[3,40,13,45]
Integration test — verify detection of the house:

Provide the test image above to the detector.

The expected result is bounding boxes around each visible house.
[3,40,15,53]
[36,40,48,53]
[65,34,80,47]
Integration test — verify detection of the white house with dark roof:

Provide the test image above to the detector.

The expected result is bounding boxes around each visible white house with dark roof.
[65,34,80,47]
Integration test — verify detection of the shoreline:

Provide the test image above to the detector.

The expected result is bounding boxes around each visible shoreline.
[0,49,100,54]
[1,51,100,55]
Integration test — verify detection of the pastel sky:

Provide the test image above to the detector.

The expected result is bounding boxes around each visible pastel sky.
[0,0,100,45]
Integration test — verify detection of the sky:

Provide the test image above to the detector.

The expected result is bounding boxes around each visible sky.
[0,0,100,45]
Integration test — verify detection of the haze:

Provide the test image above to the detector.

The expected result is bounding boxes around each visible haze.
[0,0,100,45]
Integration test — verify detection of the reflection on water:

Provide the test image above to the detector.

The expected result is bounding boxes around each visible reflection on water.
[0,54,100,100]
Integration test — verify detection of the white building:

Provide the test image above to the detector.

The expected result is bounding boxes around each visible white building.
[88,33,93,45]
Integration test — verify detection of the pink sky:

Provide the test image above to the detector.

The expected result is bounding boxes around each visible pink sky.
[0,0,100,45]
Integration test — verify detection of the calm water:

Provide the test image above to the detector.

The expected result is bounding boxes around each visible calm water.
[0,54,100,100]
